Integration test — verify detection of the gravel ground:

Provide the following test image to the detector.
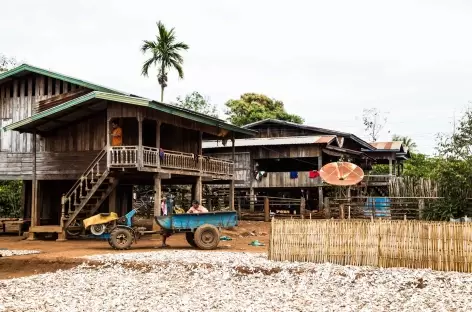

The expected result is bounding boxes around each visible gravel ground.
[1,251,472,311]
[0,249,40,257]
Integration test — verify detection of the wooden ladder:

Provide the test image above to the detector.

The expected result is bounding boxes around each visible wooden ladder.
[61,147,119,230]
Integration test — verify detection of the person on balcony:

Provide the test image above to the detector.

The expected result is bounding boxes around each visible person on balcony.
[110,120,122,146]
[187,200,208,213]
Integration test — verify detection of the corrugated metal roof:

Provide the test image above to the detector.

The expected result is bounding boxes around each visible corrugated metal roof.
[369,141,404,151]
[0,64,131,96]
[202,135,335,149]
[241,119,375,150]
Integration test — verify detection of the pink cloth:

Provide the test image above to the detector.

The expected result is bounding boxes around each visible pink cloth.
[161,201,167,215]
[187,205,209,213]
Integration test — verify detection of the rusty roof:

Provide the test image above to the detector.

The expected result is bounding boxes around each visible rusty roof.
[369,141,405,152]
[202,135,336,149]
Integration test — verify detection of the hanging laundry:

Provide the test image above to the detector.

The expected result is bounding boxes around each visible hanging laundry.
[159,148,165,160]
[309,170,320,179]
[290,171,298,179]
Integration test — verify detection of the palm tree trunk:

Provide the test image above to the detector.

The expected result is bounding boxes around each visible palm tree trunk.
[160,85,164,102]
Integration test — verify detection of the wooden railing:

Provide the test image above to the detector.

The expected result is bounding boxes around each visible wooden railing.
[109,146,138,167]
[363,175,393,184]
[201,156,234,176]
[61,147,107,219]
[160,149,199,171]
[107,146,234,176]
[143,146,160,167]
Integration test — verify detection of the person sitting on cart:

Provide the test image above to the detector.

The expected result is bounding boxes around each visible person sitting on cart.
[160,200,208,248]
[187,200,208,213]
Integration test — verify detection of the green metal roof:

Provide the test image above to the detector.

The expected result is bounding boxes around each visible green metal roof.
[4,91,256,137]
[0,64,132,95]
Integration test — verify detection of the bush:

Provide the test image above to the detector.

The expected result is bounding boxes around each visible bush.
[0,180,22,218]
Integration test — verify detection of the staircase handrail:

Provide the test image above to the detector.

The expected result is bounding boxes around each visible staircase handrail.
[63,147,107,202]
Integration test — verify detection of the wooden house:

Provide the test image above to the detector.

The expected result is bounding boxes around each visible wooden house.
[202,119,410,211]
[0,64,255,240]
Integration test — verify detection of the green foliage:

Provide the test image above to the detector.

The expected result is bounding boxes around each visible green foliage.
[175,91,218,118]
[421,108,472,220]
[141,21,189,102]
[0,181,22,218]
[224,93,304,126]
[370,164,389,175]
[402,153,438,179]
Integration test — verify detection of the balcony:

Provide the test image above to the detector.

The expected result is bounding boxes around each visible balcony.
[108,146,234,176]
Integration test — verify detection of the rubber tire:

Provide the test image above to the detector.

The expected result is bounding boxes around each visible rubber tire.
[193,224,220,250]
[109,228,134,250]
[185,232,198,248]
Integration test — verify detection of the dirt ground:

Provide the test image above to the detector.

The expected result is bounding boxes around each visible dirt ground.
[0,221,270,279]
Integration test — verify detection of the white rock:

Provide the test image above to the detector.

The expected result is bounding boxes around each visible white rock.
[0,249,40,257]
[0,251,472,311]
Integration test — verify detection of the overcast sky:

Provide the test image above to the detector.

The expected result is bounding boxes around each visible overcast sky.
[2,0,472,155]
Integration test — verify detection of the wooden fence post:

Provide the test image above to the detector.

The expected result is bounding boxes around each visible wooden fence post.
[264,197,270,222]
[324,197,331,218]
[340,204,345,219]
[418,199,425,220]
[300,197,306,219]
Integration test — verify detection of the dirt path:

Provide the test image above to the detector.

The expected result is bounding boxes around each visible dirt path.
[0,221,270,279]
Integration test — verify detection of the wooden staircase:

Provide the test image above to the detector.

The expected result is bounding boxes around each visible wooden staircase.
[61,147,119,232]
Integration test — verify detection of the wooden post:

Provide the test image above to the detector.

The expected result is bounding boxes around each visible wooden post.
[324,197,331,218]
[389,158,393,176]
[264,197,270,222]
[418,198,425,220]
[28,131,38,241]
[249,187,255,212]
[106,118,111,168]
[229,134,235,210]
[137,115,143,169]
[108,184,117,213]
[156,121,161,168]
[194,176,202,204]
[340,204,345,219]
[237,197,241,219]
[318,153,324,211]
[300,197,306,219]
[152,173,162,239]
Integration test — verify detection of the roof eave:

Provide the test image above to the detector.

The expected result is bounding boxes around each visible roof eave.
[0,64,131,96]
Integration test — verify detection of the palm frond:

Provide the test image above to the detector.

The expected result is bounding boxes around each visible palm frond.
[171,42,189,51]
[141,57,157,77]
[141,40,157,53]
[170,59,184,79]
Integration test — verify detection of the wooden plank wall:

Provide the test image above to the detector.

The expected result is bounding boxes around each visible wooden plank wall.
[204,152,251,187]
[204,145,320,160]
[250,124,320,138]
[42,112,106,152]
[0,151,100,179]
[0,73,86,153]
[251,171,323,188]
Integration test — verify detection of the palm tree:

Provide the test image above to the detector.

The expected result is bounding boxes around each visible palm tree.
[141,21,189,102]
[392,134,417,152]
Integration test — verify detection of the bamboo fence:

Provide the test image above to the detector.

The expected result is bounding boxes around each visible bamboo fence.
[268,219,472,272]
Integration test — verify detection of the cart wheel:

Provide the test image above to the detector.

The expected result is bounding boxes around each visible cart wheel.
[194,224,220,250]
[66,220,82,237]
[109,228,134,250]
[185,232,197,248]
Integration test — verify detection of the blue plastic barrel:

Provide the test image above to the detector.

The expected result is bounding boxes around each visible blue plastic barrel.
[364,197,391,218]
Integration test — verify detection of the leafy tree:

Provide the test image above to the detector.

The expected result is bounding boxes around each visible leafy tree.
[225,93,304,126]
[362,108,388,142]
[0,54,17,72]
[141,21,189,102]
[175,91,218,118]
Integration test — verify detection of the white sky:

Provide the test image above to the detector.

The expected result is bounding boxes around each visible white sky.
[2,0,472,155]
